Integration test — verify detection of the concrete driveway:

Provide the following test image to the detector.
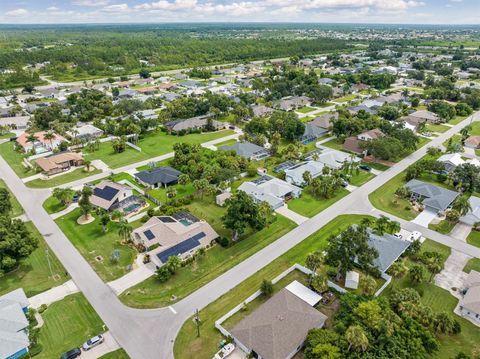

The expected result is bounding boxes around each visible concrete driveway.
[435,249,472,296]
[450,222,472,242]
[412,208,438,227]
[80,332,120,359]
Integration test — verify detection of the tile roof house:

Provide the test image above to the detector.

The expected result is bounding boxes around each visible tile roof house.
[132,212,218,265]
[66,124,104,141]
[367,230,411,273]
[230,287,327,359]
[164,115,224,133]
[357,128,384,142]
[219,142,270,161]
[459,270,480,324]
[91,181,140,212]
[465,136,480,149]
[0,289,30,359]
[310,113,338,130]
[460,196,480,226]
[35,151,84,176]
[316,149,359,169]
[251,105,275,118]
[238,175,302,210]
[343,129,384,155]
[406,179,459,212]
[16,131,66,154]
[408,110,440,124]
[273,96,311,111]
[0,116,30,130]
[134,166,182,189]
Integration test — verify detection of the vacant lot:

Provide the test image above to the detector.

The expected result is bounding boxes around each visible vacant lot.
[288,188,349,218]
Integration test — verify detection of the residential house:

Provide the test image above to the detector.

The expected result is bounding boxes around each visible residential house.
[131,211,218,265]
[285,161,325,187]
[66,124,103,141]
[459,270,480,324]
[343,128,385,155]
[0,289,30,359]
[407,110,440,124]
[230,285,327,359]
[91,181,143,213]
[0,116,30,131]
[438,153,480,173]
[351,83,369,93]
[273,96,311,112]
[251,105,275,118]
[465,136,480,149]
[406,179,459,213]
[310,113,338,132]
[316,149,359,169]
[367,229,411,273]
[300,123,328,144]
[238,175,302,210]
[164,115,224,133]
[16,131,66,154]
[460,196,480,226]
[35,151,84,176]
[162,92,182,102]
[219,142,270,161]
[348,105,378,115]
[134,166,182,189]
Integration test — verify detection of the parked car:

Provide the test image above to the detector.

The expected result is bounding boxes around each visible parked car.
[341,180,349,188]
[60,348,81,359]
[359,164,371,172]
[408,231,422,242]
[393,233,402,239]
[82,335,104,351]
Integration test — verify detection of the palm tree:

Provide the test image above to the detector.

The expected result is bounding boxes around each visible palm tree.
[43,131,56,151]
[452,195,472,217]
[26,133,38,151]
[302,170,313,186]
[345,325,369,352]
[117,220,133,242]
[177,174,190,190]
[388,261,408,287]
[84,159,92,172]
[99,213,110,233]
[409,265,424,284]
[386,220,401,235]
[78,186,93,220]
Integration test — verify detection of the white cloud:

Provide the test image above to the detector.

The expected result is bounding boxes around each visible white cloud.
[6,8,29,16]
[102,3,131,12]
[47,6,60,11]
[72,0,111,6]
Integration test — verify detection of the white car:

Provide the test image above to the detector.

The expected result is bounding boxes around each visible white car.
[82,335,104,351]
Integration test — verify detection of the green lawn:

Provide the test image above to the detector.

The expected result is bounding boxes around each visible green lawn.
[43,196,68,214]
[148,182,195,203]
[296,106,316,114]
[0,179,24,217]
[321,138,345,151]
[36,293,105,359]
[425,123,450,133]
[119,205,297,308]
[173,214,369,359]
[55,208,139,281]
[466,230,480,248]
[463,258,480,273]
[99,349,130,359]
[85,130,234,168]
[369,171,418,220]
[0,132,15,139]
[363,161,390,171]
[428,220,456,235]
[449,115,468,125]
[0,221,67,297]
[349,170,375,186]
[287,188,349,218]
[0,141,34,178]
[26,168,102,188]
[335,94,357,103]
[214,139,238,148]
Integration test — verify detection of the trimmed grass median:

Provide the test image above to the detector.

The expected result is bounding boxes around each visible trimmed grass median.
[26,167,102,188]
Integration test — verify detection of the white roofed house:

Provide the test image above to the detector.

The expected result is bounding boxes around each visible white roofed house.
[285,161,325,187]
[238,175,302,210]
[437,153,480,173]
[0,289,30,359]
[66,124,104,141]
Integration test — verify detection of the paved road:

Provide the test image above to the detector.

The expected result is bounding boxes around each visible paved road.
[1,112,479,358]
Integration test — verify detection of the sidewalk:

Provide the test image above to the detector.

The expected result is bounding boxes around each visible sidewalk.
[29,280,79,309]
[108,262,156,295]
[51,203,79,220]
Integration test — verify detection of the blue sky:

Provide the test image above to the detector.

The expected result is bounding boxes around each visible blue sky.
[0,0,478,24]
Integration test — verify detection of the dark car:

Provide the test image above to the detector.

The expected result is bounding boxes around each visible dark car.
[60,348,81,359]
[359,164,372,172]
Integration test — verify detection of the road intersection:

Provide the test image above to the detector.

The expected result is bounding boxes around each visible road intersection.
[1,112,480,358]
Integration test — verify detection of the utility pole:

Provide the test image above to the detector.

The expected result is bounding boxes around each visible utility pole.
[194,309,200,337]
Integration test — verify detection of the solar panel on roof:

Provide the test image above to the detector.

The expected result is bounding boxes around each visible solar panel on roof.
[94,186,119,201]
[144,230,155,240]
[156,236,202,263]
[158,216,176,223]
[189,232,206,242]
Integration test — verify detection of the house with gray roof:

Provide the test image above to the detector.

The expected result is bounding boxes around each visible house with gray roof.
[135,166,182,189]
[251,105,274,118]
[231,287,326,359]
[459,270,480,325]
[164,115,224,133]
[367,230,411,273]
[406,179,459,212]
[460,196,480,226]
[300,123,328,144]
[219,141,270,161]
[273,96,311,111]
[0,289,30,359]
[238,175,301,210]
[285,161,325,187]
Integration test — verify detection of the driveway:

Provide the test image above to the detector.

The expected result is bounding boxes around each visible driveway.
[412,208,438,227]
[80,332,120,359]
[450,222,472,242]
[435,249,472,296]
[275,204,308,225]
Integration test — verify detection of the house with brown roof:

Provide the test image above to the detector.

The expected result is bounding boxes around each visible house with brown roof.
[230,286,327,359]
[408,110,440,124]
[35,151,84,176]
[465,136,480,149]
[131,211,218,265]
[310,112,338,131]
[343,128,384,155]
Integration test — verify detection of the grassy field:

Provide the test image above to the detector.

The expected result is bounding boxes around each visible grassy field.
[425,123,451,133]
[296,106,316,114]
[349,170,375,186]
[449,115,468,125]
[0,221,67,297]
[214,139,238,148]
[85,130,234,168]
[36,293,105,359]
[466,230,480,248]
[43,195,68,214]
[26,168,102,188]
[335,94,357,103]
[369,171,418,220]
[463,258,480,273]
[287,188,349,218]
[148,182,195,203]
[173,214,368,359]
[0,141,34,178]
[428,220,456,235]
[0,179,24,217]
[119,210,296,308]
[99,349,130,359]
[55,208,139,281]
[321,138,344,151]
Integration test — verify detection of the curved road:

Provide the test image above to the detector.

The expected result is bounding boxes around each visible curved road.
[1,112,480,358]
